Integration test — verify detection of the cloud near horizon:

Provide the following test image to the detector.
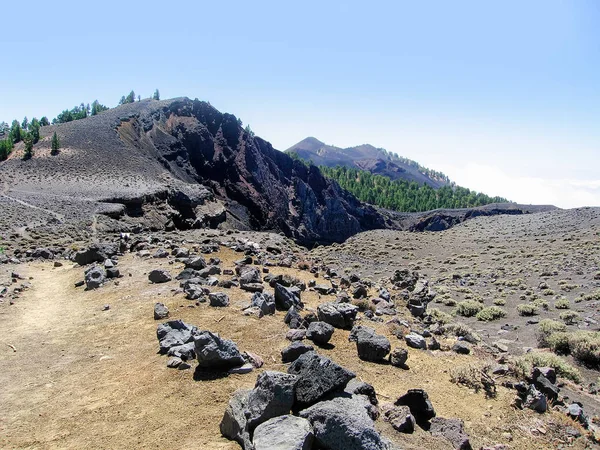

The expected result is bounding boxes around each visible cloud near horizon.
[438,163,600,209]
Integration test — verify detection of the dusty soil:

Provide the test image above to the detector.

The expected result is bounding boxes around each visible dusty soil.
[0,233,593,449]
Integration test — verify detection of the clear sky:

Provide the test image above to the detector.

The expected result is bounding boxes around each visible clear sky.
[2,1,599,208]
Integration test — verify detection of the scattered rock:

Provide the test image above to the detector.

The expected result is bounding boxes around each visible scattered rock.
[282,342,314,363]
[287,351,355,408]
[385,405,415,433]
[389,348,409,368]
[452,342,471,355]
[154,302,169,320]
[247,371,298,428]
[299,396,388,450]
[157,320,199,354]
[286,329,307,341]
[430,417,472,450]
[209,292,230,307]
[85,265,106,290]
[306,322,334,345]
[195,331,245,369]
[148,269,172,283]
[251,292,276,316]
[405,333,427,350]
[317,302,359,329]
[275,284,303,311]
[220,389,253,449]
[253,415,314,450]
[395,389,436,424]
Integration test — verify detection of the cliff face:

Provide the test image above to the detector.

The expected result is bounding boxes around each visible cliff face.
[118,98,389,243]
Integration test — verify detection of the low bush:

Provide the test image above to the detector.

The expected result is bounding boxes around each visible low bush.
[560,310,581,325]
[517,304,538,316]
[476,306,506,322]
[536,319,567,347]
[493,298,506,306]
[428,308,453,325]
[554,298,570,309]
[455,300,484,317]
[514,352,581,383]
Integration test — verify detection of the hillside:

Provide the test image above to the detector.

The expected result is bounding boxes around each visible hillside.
[0,98,387,245]
[286,137,449,188]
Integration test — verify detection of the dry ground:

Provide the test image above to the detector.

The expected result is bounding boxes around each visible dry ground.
[0,244,589,449]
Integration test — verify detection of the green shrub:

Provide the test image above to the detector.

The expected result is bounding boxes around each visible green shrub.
[443,298,457,307]
[559,310,580,325]
[517,304,538,316]
[442,323,480,343]
[569,331,600,366]
[476,306,506,322]
[514,352,581,383]
[536,319,567,347]
[546,332,571,353]
[554,298,570,309]
[428,308,453,324]
[455,300,484,317]
[493,298,506,306]
[532,299,549,310]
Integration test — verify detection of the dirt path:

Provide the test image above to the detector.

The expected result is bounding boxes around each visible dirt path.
[0,259,239,450]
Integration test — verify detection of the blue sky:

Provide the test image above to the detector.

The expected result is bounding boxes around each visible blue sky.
[2,0,599,207]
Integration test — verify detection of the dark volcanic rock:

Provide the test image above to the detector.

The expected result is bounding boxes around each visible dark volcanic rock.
[299,396,388,450]
[287,352,355,408]
[247,371,298,429]
[194,331,245,369]
[85,265,106,290]
[395,389,436,424]
[306,321,334,345]
[317,302,359,329]
[281,342,314,363]
[74,243,118,266]
[430,417,472,450]
[275,284,303,311]
[253,415,314,450]
[148,269,172,283]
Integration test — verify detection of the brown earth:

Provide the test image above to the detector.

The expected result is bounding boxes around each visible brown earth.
[0,239,592,449]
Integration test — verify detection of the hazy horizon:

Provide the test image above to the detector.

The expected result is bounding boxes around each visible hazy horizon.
[2,0,598,209]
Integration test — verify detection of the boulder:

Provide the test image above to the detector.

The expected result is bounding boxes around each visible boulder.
[384,405,415,433]
[284,307,303,329]
[389,348,409,368]
[523,385,547,413]
[357,333,391,362]
[251,292,276,316]
[209,292,230,307]
[238,265,262,285]
[287,352,355,408]
[184,283,206,300]
[299,397,388,450]
[74,243,118,266]
[253,415,314,450]
[167,342,196,360]
[148,269,172,283]
[220,389,253,449]
[157,320,199,354]
[154,302,169,320]
[247,371,298,429]
[405,333,427,350]
[32,248,54,259]
[533,374,559,403]
[185,256,207,269]
[452,342,471,355]
[275,284,303,311]
[85,265,106,290]
[286,329,307,341]
[314,284,334,295]
[195,331,245,369]
[349,326,390,362]
[282,342,314,363]
[430,417,472,450]
[395,389,436,424]
[306,322,334,345]
[317,302,359,329]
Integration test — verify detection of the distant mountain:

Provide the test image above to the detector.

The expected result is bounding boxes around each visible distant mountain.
[286,137,449,188]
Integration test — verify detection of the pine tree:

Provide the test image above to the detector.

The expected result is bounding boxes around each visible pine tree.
[40,116,50,127]
[29,118,40,143]
[23,132,33,159]
[21,116,29,131]
[153,89,160,100]
[10,120,21,143]
[51,132,60,155]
